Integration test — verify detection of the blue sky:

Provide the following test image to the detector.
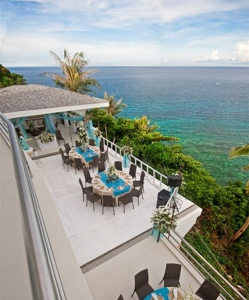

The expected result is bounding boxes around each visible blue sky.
[1,0,249,66]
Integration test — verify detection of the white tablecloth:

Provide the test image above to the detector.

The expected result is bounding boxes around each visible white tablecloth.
[36,137,58,150]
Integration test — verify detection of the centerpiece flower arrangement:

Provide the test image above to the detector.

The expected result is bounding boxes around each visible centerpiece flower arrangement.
[93,128,102,137]
[38,131,54,143]
[150,206,177,242]
[121,145,133,168]
[106,164,119,182]
[77,121,89,147]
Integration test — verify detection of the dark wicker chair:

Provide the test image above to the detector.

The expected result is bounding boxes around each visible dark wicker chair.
[64,143,71,155]
[85,188,102,211]
[159,263,181,287]
[83,168,93,186]
[79,178,93,202]
[89,139,95,146]
[133,171,145,192]
[55,130,65,145]
[89,155,99,173]
[99,139,104,152]
[59,148,73,171]
[114,161,122,171]
[118,191,134,213]
[98,161,106,173]
[75,140,80,147]
[74,158,86,174]
[131,185,144,205]
[102,195,115,215]
[131,269,154,300]
[195,279,220,300]
[98,149,109,164]
[117,295,124,300]
[129,163,137,180]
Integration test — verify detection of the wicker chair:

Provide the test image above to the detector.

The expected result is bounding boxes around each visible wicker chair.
[79,178,93,202]
[83,168,93,186]
[131,185,144,205]
[131,269,154,300]
[195,279,220,300]
[118,191,134,213]
[102,195,115,215]
[129,163,137,180]
[55,130,65,145]
[114,161,122,171]
[159,263,181,287]
[85,188,102,211]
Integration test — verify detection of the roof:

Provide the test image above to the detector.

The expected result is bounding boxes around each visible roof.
[0,84,109,118]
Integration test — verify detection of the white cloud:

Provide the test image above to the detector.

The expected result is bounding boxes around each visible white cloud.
[235,41,249,61]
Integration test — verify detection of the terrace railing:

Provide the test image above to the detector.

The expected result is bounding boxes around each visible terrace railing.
[0,112,67,300]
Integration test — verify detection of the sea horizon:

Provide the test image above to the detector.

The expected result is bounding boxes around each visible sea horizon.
[8,66,249,186]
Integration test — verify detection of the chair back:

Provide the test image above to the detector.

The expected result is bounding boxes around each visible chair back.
[55,130,63,139]
[79,178,84,193]
[89,139,95,146]
[99,139,104,152]
[102,195,115,207]
[75,140,80,147]
[64,143,71,154]
[195,279,220,300]
[140,171,145,183]
[119,191,133,204]
[114,161,122,171]
[98,162,105,173]
[129,163,137,178]
[83,168,91,181]
[117,295,124,300]
[90,155,99,168]
[74,158,83,170]
[134,269,149,292]
[59,148,65,161]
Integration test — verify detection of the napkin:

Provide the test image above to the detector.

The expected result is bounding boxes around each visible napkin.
[151,293,158,300]
[173,288,178,299]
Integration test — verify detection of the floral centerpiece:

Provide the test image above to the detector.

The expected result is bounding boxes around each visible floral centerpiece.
[77,121,89,147]
[38,132,54,143]
[106,164,119,182]
[150,206,177,242]
[93,128,102,137]
[121,145,133,156]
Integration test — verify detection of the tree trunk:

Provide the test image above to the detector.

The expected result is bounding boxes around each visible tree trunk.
[229,215,249,243]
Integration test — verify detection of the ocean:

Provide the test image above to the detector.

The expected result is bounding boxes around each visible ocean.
[9,66,249,185]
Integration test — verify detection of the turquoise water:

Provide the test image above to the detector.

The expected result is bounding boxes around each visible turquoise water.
[9,66,249,185]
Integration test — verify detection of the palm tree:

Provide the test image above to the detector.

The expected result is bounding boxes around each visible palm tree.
[104,92,127,116]
[135,115,158,133]
[228,143,249,242]
[40,50,100,94]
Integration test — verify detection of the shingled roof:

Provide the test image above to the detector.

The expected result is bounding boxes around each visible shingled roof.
[0,84,108,118]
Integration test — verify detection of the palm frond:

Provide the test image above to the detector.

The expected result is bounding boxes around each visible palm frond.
[229,144,249,159]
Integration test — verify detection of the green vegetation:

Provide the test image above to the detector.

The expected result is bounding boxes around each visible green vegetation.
[40,49,101,94]
[89,107,249,297]
[0,64,27,88]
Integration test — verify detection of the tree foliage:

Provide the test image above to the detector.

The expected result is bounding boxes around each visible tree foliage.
[40,50,100,94]
[0,64,27,88]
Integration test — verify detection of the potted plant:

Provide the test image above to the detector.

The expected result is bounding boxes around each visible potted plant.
[150,206,177,242]
[28,120,35,132]
[93,128,102,147]
[121,145,133,168]
[38,132,55,143]
[77,121,89,151]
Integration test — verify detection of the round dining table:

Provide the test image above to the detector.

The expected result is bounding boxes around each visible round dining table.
[92,170,133,202]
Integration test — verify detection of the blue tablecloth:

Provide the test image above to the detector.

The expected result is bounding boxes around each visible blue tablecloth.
[144,288,169,300]
[99,171,131,197]
[75,147,98,162]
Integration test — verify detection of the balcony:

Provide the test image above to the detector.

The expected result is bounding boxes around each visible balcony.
[1,116,246,300]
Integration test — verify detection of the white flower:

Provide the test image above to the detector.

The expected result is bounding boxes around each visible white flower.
[121,145,133,155]
[38,132,54,143]
[93,128,102,137]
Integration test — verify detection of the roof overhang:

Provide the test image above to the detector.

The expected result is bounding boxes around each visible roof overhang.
[0,84,109,119]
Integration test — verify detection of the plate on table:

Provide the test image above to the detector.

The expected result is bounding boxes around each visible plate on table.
[99,186,105,190]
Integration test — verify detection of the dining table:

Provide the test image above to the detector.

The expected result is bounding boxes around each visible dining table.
[69,146,100,167]
[92,170,133,203]
[144,288,170,300]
